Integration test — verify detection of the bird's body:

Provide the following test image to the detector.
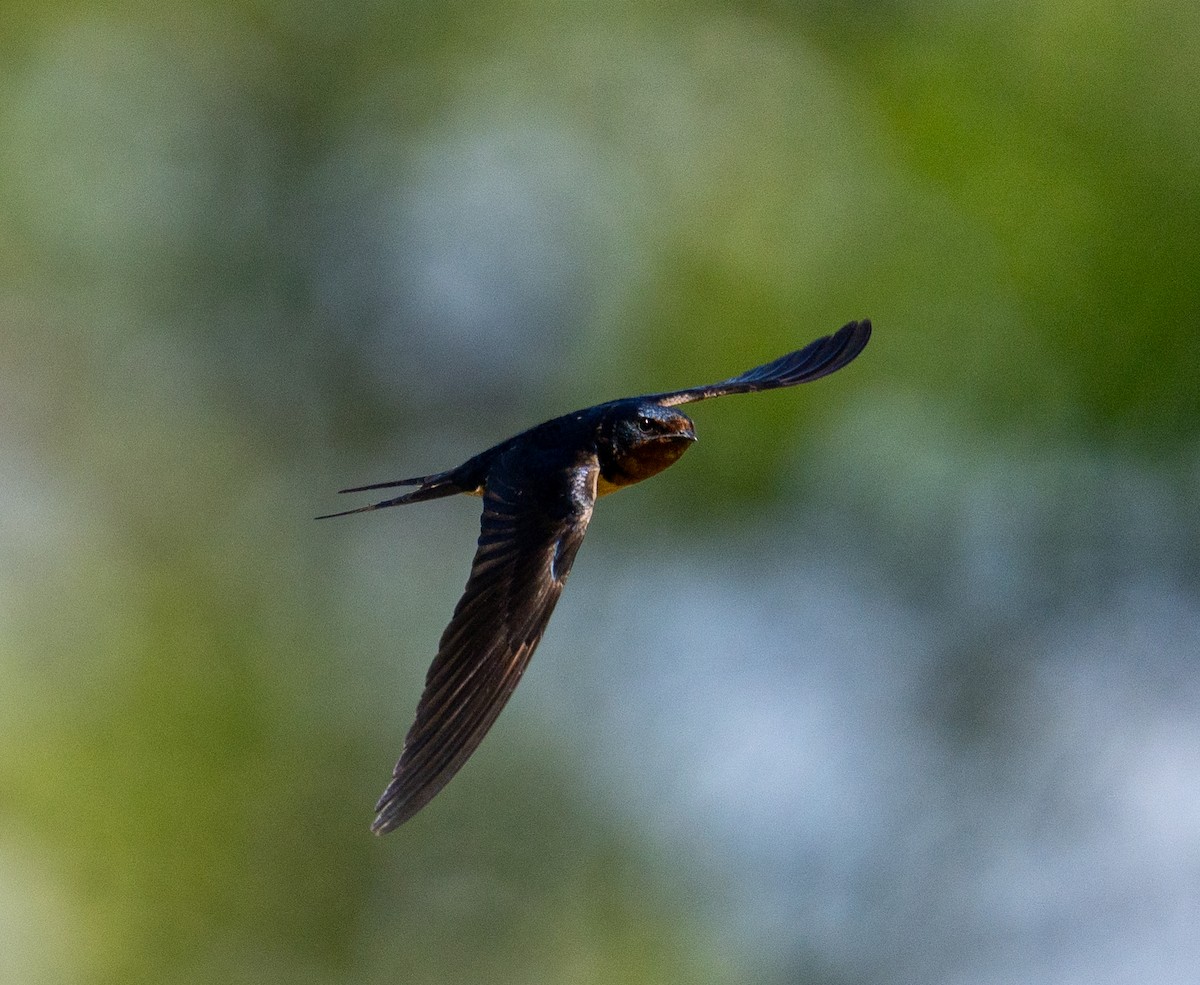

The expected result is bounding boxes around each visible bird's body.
[321,320,872,832]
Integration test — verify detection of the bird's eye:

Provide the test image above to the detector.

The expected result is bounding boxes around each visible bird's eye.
[637,416,655,432]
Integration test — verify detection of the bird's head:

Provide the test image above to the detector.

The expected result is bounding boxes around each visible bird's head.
[603,402,697,485]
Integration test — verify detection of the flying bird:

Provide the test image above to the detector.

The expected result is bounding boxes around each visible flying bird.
[320,319,872,833]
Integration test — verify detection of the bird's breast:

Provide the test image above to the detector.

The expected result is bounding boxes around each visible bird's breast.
[598,438,693,495]
[596,473,625,497]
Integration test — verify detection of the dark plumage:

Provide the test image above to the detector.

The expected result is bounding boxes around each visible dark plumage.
[320,319,872,832]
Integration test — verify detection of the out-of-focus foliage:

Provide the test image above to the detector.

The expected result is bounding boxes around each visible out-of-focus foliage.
[2,2,1197,984]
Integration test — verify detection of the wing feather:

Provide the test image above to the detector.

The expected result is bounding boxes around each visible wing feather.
[651,319,871,407]
[372,452,597,832]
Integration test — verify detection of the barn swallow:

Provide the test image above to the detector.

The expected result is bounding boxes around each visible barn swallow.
[320,319,871,833]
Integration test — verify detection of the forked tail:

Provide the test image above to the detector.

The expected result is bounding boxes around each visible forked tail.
[316,471,464,519]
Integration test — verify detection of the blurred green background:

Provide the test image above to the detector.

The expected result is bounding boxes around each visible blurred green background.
[2,2,1198,983]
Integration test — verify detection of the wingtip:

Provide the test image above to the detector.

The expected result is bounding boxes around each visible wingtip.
[370,802,397,836]
[791,318,872,382]
[835,318,872,361]
[370,815,396,836]
[370,775,415,834]
[371,794,416,835]
[842,317,872,341]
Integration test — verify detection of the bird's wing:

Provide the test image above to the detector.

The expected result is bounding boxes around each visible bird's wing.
[650,319,871,407]
[372,452,598,832]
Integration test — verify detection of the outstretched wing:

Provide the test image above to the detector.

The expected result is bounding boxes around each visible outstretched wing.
[650,319,871,407]
[372,451,598,832]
